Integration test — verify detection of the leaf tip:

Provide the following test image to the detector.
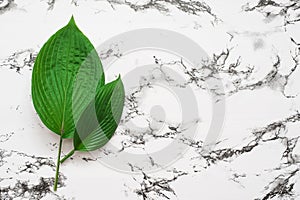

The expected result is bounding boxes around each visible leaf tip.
[116,75,123,87]
[68,15,76,26]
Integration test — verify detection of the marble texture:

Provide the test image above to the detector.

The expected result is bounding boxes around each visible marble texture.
[0,0,300,199]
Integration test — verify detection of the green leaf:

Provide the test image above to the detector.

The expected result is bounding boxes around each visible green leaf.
[74,76,125,151]
[31,16,105,138]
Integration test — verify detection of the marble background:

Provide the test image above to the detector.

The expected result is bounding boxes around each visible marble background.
[0,0,300,199]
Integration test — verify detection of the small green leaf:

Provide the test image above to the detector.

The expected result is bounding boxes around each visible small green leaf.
[74,76,125,151]
[32,16,104,139]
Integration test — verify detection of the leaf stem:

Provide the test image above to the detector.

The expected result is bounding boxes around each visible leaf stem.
[53,134,63,191]
[60,149,75,164]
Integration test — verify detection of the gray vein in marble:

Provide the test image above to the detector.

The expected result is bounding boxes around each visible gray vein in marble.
[258,169,299,200]
[0,0,15,14]
[152,47,299,99]
[243,0,300,27]
[153,49,253,100]
[0,49,36,73]
[0,177,67,200]
[46,0,55,10]
[68,0,219,22]
[128,166,187,200]
[195,112,300,167]
[99,44,123,61]
[121,0,218,19]
[0,132,15,142]
[227,54,299,98]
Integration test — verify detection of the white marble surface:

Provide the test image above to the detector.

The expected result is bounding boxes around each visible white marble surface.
[0,0,300,199]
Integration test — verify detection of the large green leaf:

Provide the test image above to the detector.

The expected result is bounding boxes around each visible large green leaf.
[32,17,104,138]
[74,76,125,151]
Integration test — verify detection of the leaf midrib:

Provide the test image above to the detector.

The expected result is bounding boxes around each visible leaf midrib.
[60,25,74,135]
